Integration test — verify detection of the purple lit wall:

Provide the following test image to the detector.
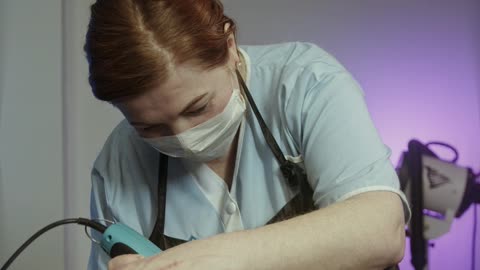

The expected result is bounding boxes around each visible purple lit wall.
[224,0,480,269]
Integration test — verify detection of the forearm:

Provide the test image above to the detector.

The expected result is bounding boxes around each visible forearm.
[206,191,406,270]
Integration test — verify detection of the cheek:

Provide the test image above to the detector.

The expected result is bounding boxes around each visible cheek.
[188,89,231,128]
[212,88,232,114]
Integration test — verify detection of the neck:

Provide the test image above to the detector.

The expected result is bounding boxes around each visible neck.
[206,130,240,190]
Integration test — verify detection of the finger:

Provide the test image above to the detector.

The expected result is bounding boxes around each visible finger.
[108,254,144,270]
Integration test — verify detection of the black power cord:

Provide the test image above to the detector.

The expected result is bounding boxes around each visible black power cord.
[0,218,107,270]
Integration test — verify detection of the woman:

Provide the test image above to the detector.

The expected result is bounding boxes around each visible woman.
[85,1,410,269]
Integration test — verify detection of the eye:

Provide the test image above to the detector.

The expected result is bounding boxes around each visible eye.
[141,126,154,131]
[136,124,168,135]
[186,103,208,116]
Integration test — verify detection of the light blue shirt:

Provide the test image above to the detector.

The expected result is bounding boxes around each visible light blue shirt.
[88,42,410,270]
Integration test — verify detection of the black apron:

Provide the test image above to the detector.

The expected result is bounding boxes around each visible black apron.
[147,70,399,270]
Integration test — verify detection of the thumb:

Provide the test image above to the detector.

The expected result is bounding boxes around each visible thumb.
[108,254,144,270]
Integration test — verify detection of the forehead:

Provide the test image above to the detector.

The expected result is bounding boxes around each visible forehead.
[115,63,229,122]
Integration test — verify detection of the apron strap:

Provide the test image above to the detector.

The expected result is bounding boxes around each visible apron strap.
[236,69,302,188]
[235,70,288,166]
[148,153,169,250]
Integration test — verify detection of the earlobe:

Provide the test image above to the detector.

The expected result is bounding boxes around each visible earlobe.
[227,35,234,47]
[227,36,240,67]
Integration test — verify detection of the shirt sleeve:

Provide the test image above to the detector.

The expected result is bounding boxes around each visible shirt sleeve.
[290,67,411,222]
[87,167,112,270]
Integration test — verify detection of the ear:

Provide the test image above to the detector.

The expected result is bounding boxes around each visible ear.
[224,23,240,69]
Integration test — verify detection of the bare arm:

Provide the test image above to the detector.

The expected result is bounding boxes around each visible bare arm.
[109,190,406,270]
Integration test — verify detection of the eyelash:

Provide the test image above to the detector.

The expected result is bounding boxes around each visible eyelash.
[141,125,158,132]
[186,103,208,116]
[137,103,209,133]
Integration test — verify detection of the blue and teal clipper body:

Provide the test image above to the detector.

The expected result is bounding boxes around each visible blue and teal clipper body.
[100,223,162,258]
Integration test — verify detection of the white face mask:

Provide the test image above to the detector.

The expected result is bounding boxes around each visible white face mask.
[142,87,246,162]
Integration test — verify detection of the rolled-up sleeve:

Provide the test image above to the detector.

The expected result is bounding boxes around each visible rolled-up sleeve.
[290,68,411,222]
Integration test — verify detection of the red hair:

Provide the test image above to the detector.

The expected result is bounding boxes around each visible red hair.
[84,0,236,102]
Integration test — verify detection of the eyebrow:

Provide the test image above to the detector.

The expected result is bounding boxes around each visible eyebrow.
[130,93,208,127]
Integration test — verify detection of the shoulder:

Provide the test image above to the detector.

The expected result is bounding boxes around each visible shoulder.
[241,42,357,97]
[93,119,133,170]
[92,119,157,179]
[239,42,365,154]
[241,41,347,74]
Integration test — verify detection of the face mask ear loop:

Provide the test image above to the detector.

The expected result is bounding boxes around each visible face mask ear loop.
[229,67,235,92]
[232,67,246,103]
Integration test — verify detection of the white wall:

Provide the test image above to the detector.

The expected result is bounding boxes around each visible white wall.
[62,0,123,269]
[0,0,64,269]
